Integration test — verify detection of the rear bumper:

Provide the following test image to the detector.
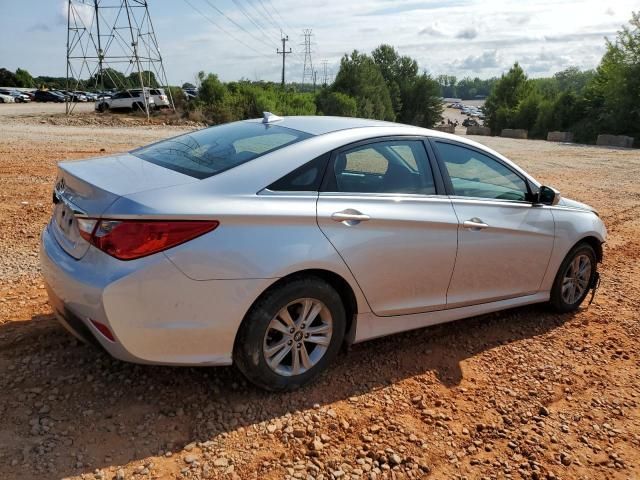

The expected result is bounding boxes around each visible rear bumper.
[40,222,274,366]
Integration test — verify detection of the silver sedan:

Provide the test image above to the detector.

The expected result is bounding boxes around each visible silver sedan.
[40,114,606,390]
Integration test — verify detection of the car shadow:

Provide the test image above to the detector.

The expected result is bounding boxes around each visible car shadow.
[0,303,575,479]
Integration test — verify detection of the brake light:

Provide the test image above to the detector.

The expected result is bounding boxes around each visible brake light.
[77,219,218,260]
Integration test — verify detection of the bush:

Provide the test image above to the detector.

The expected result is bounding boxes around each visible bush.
[316,90,357,117]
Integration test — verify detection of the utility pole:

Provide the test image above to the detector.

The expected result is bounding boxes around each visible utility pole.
[276,34,291,88]
[301,29,314,85]
[312,70,317,92]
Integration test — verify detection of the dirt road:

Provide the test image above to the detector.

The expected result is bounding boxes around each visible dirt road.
[0,111,638,480]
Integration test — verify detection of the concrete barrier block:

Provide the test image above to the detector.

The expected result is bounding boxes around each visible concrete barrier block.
[596,134,634,148]
[547,131,574,142]
[433,125,456,134]
[501,129,528,139]
[466,126,491,136]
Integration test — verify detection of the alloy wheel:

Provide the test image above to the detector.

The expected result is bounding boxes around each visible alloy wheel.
[263,298,333,376]
[561,254,592,305]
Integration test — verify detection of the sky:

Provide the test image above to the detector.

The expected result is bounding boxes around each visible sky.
[0,0,636,86]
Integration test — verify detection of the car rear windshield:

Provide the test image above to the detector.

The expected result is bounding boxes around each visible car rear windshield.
[132,122,312,179]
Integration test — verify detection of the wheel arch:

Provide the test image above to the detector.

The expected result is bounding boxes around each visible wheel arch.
[234,268,359,351]
[575,235,604,263]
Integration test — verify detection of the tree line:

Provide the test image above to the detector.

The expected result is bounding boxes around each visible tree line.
[1,11,637,143]
[184,44,444,128]
[484,12,639,143]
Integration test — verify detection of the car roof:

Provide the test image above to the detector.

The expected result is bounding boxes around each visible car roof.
[243,115,398,135]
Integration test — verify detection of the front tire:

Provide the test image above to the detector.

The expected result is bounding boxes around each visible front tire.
[234,276,346,391]
[549,243,597,312]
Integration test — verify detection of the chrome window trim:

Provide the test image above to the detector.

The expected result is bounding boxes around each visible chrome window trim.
[257,189,319,197]
[318,191,452,202]
[447,195,535,208]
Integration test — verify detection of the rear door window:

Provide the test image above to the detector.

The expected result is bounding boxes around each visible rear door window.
[325,140,436,195]
[132,122,312,179]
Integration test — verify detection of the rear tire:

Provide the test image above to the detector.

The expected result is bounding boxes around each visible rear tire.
[233,276,346,391]
[549,243,597,312]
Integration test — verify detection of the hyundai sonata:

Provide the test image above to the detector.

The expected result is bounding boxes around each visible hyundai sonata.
[40,114,606,390]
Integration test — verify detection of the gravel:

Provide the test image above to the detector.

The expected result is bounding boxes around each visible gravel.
[0,110,639,479]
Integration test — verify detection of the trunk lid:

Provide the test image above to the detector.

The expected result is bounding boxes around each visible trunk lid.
[50,153,197,259]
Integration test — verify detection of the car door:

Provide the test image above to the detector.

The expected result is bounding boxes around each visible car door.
[316,138,459,316]
[431,139,555,307]
[111,92,130,108]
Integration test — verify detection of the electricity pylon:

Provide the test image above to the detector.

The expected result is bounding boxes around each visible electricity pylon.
[65,0,174,116]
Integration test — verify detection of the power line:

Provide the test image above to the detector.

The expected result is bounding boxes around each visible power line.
[231,0,280,43]
[201,0,277,50]
[255,0,283,34]
[182,0,271,57]
[266,0,293,33]
[231,0,280,41]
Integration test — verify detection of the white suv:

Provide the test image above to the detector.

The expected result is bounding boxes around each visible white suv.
[95,89,155,112]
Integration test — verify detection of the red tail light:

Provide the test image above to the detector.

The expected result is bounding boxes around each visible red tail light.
[90,319,115,342]
[78,219,219,260]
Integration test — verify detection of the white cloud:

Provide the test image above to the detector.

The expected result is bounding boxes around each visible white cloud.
[456,50,500,70]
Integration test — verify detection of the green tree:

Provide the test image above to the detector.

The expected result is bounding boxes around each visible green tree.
[88,68,129,90]
[316,90,357,117]
[585,11,640,139]
[197,71,227,105]
[129,70,159,88]
[15,68,34,87]
[0,68,18,86]
[371,44,418,117]
[399,74,443,127]
[553,67,594,93]
[484,63,530,133]
[332,50,395,120]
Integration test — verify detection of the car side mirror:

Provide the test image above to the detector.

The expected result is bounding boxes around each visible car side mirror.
[537,185,561,206]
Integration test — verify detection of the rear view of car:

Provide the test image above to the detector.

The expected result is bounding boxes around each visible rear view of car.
[148,88,170,108]
[40,119,312,370]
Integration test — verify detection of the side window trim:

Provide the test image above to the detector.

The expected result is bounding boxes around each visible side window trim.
[427,137,534,202]
[319,136,445,196]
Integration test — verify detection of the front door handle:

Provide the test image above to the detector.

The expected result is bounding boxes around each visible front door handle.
[463,217,489,230]
[331,209,370,225]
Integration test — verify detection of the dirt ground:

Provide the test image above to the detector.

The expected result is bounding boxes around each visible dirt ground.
[0,108,639,480]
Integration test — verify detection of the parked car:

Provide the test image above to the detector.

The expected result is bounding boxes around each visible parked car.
[80,91,98,102]
[0,89,31,102]
[34,90,67,103]
[41,114,606,391]
[59,90,87,102]
[0,93,15,103]
[184,87,198,100]
[462,118,479,127]
[128,88,170,109]
[95,89,155,112]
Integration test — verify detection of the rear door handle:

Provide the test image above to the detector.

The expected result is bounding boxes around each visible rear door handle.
[331,209,370,224]
[463,218,489,230]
